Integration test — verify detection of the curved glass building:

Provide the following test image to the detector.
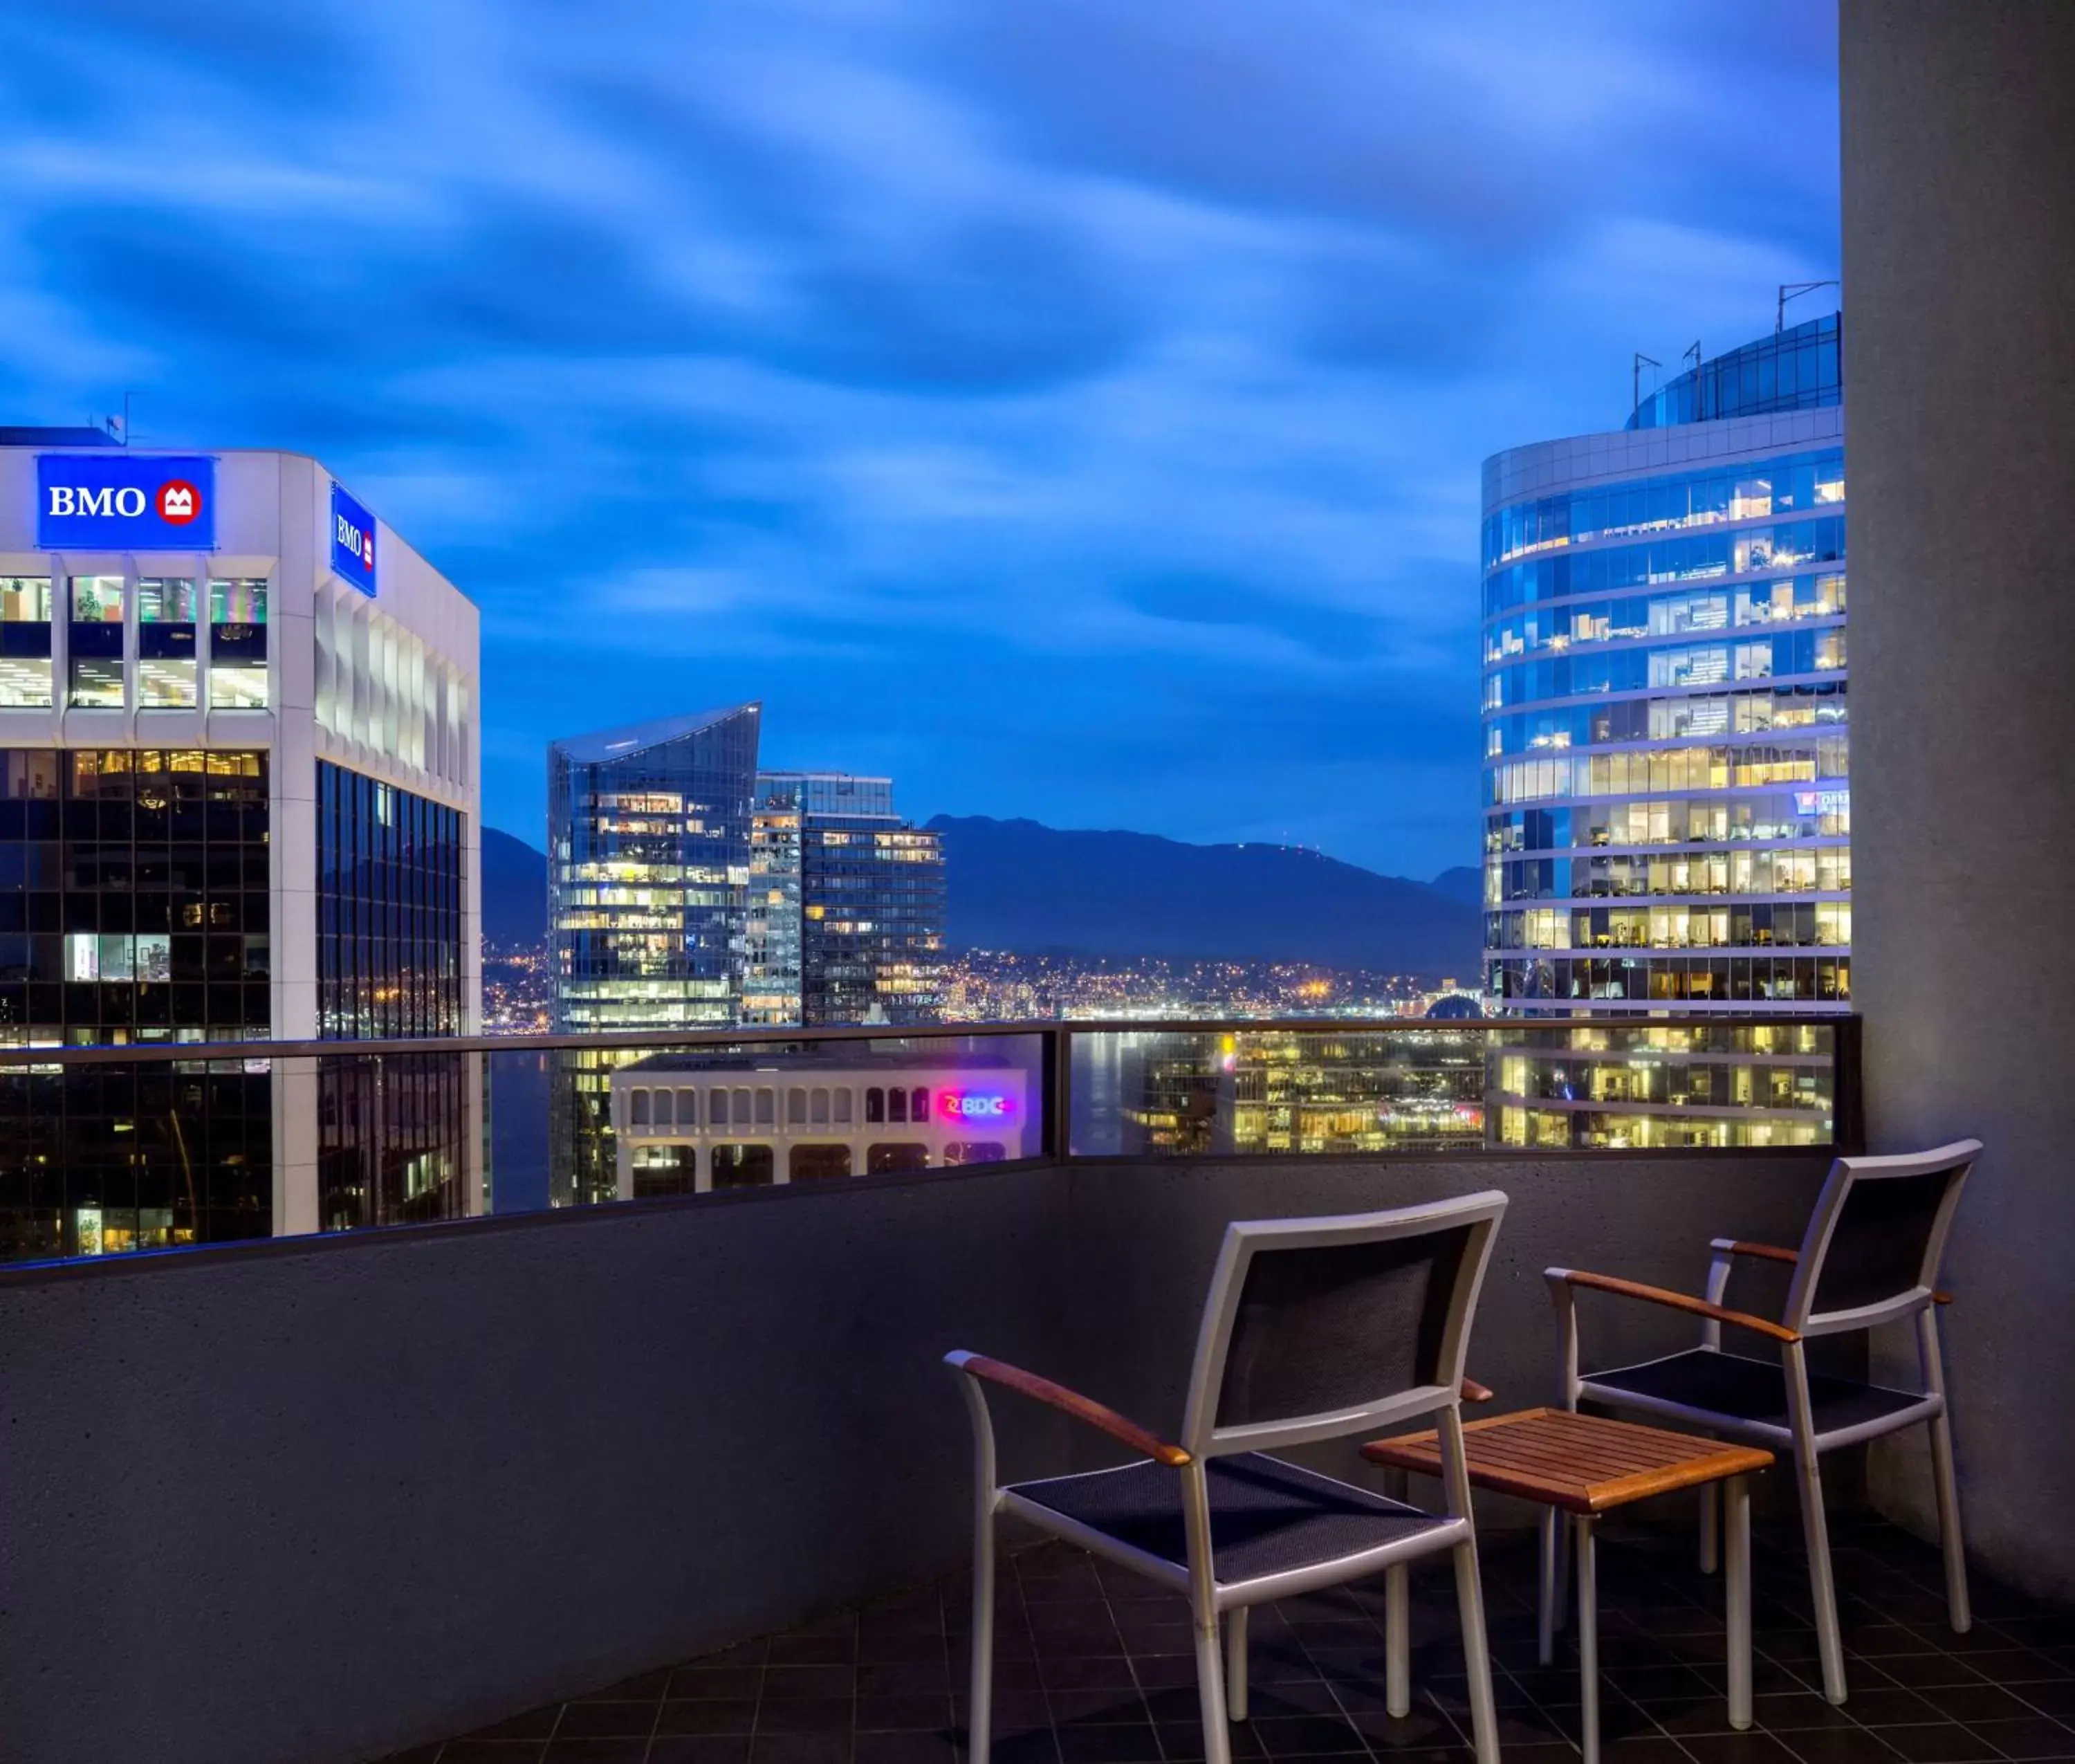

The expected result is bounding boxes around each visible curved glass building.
[1479,317,1848,1143]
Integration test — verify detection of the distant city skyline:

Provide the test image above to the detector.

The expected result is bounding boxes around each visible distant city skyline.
[0,1,1841,878]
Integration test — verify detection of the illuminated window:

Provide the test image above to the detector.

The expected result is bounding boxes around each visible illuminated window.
[209,577,269,709]
[0,577,53,707]
[68,576,124,708]
[138,578,199,708]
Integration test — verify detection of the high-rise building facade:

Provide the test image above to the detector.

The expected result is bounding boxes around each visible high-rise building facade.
[546,705,761,1200]
[0,434,481,1260]
[751,771,945,1027]
[1480,316,1848,1147]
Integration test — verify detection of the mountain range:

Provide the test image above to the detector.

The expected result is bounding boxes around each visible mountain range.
[481,817,1477,977]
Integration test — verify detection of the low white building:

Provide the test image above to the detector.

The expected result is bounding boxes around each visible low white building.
[609,1048,1031,1197]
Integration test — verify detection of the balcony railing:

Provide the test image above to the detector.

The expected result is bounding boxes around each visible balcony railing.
[0,1013,1859,1269]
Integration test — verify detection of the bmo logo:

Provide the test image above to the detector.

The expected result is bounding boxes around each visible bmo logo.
[36,454,216,549]
[939,1091,1015,1121]
[330,482,378,596]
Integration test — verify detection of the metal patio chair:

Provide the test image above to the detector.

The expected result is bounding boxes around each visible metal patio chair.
[946,1192,1509,1764]
[1544,1139,1980,1705]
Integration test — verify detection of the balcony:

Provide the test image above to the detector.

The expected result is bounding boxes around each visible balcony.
[9,1014,2016,1764]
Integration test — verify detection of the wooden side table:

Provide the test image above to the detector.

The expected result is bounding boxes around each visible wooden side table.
[1363,1406,1775,1764]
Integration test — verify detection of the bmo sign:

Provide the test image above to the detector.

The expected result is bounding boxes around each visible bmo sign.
[330,482,377,596]
[36,454,216,549]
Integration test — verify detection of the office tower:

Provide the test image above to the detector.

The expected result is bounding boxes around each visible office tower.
[0,433,481,1260]
[743,784,803,1027]
[1479,315,1847,1143]
[546,704,761,1202]
[751,771,946,1027]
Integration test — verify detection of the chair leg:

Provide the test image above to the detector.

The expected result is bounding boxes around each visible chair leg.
[968,1506,995,1764]
[1536,1506,1560,1666]
[1193,1615,1234,1764]
[1226,1606,1249,1722]
[1383,1464,1411,1717]
[1700,1481,1720,1576]
[1929,1409,1973,1633]
[1386,1562,1411,1716]
[1454,1535,1502,1764]
[1795,1444,1849,1704]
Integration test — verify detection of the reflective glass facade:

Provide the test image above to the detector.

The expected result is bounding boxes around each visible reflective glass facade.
[548,705,761,1203]
[0,748,272,1260]
[315,761,468,1233]
[315,761,464,1040]
[751,772,946,1028]
[1482,318,1849,1018]
[1628,313,1842,430]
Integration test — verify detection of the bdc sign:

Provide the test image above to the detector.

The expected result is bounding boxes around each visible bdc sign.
[330,482,377,596]
[36,454,216,549]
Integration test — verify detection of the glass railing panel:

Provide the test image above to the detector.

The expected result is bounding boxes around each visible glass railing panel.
[1486,1017,1837,1150]
[1067,1018,1840,1157]
[1068,1025,1491,1157]
[0,1029,1051,1267]
[0,1018,1845,1269]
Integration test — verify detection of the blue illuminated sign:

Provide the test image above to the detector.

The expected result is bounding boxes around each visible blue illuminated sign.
[330,482,377,596]
[36,453,216,549]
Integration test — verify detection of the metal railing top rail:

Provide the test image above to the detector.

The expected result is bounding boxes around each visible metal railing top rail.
[0,1013,1859,1069]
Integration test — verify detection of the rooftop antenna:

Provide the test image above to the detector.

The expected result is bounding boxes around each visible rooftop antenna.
[1632,351,1661,414]
[1776,280,1840,334]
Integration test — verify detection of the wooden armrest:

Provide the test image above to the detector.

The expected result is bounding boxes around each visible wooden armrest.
[1547,1267,1800,1344]
[1461,1377,1495,1404]
[1711,1238,1800,1267]
[946,1351,1192,1466]
[1708,1240,1953,1304]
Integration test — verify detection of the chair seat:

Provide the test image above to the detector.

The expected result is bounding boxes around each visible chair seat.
[1583,1348,1932,1442]
[1005,1450,1455,1588]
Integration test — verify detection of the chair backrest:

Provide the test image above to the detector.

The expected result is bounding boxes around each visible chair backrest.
[1178,1192,1507,1459]
[1785,1140,1980,1336]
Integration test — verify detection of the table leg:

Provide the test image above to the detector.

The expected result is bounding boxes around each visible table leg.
[1726,1476,1752,1731]
[1576,1514,1599,1764]
[1537,1507,1560,1666]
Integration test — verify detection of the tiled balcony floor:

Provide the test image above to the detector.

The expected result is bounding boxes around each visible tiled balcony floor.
[387,1514,2075,1764]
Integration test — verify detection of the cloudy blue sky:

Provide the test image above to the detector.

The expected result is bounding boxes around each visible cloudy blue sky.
[0,0,1838,878]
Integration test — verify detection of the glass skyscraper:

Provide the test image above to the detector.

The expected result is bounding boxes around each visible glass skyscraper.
[0,434,481,1260]
[1480,315,1847,1143]
[546,704,761,1202]
[748,771,946,1027]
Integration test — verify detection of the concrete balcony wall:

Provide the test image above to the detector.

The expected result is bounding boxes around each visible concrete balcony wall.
[0,1151,1832,1764]
[1841,1,2075,1599]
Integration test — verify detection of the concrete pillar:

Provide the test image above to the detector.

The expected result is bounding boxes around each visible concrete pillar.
[1841,1,2075,1598]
